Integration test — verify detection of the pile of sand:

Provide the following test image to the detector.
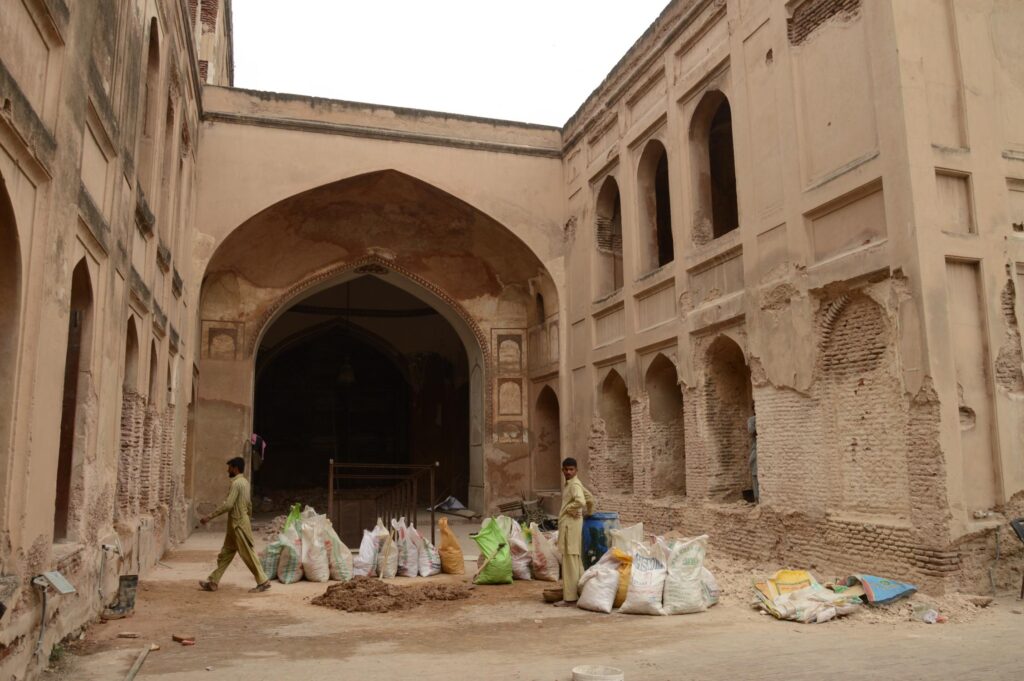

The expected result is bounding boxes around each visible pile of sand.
[311,577,472,613]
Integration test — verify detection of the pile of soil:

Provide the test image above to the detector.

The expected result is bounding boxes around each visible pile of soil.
[312,576,472,613]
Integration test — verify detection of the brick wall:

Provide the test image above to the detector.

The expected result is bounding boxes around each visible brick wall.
[819,295,910,515]
[702,340,753,499]
[632,393,686,497]
[588,417,634,497]
[200,0,219,32]
[116,390,146,520]
[788,0,861,46]
[995,280,1024,392]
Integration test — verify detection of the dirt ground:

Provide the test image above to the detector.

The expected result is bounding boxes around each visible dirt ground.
[48,527,1024,681]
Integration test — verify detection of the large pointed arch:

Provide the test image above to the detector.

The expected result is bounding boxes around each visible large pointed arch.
[195,170,558,515]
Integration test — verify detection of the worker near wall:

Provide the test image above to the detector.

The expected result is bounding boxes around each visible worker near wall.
[198,457,271,593]
[555,457,594,606]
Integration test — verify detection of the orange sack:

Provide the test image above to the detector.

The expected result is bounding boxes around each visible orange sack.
[438,516,465,575]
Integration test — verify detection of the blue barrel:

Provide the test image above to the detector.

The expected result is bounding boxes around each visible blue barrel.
[582,512,620,569]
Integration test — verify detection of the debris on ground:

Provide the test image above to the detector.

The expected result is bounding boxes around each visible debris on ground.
[311,576,471,613]
[116,632,141,639]
[258,515,288,541]
[172,633,195,644]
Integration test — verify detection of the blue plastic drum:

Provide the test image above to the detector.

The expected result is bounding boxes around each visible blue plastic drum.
[582,512,620,569]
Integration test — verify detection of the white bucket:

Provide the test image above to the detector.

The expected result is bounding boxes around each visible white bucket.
[572,665,624,681]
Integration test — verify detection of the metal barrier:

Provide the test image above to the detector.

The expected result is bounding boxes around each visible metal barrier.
[327,460,437,544]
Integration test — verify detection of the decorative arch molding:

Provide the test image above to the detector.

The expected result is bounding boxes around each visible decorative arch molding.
[246,254,490,367]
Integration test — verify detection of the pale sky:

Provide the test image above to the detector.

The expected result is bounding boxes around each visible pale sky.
[231,0,671,127]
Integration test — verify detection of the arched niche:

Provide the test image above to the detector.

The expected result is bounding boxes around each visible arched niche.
[704,335,753,501]
[644,353,685,496]
[532,385,561,491]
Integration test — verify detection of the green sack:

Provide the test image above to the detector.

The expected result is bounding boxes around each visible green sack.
[283,503,302,532]
[471,518,513,585]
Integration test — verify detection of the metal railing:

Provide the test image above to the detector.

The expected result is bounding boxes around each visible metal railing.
[327,460,438,544]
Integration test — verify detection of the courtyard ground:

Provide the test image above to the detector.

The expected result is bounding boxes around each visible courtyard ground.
[50,520,1024,681]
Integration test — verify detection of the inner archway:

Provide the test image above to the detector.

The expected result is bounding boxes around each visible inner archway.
[253,274,470,513]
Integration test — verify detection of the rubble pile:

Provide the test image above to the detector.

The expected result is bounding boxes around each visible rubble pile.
[311,576,471,613]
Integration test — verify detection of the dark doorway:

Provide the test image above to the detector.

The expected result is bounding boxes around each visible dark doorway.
[253,275,469,513]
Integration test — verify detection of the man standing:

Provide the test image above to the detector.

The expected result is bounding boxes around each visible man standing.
[555,457,594,606]
[198,457,271,593]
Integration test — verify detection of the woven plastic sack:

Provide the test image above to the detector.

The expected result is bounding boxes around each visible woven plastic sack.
[377,528,399,579]
[503,520,532,581]
[276,524,304,584]
[529,522,560,581]
[620,542,667,615]
[323,525,352,582]
[391,518,420,578]
[472,518,513,585]
[300,509,330,582]
[259,541,283,581]
[609,522,643,552]
[410,526,442,577]
[353,530,378,577]
[577,551,622,613]
[660,535,708,615]
[701,567,720,607]
[438,516,465,574]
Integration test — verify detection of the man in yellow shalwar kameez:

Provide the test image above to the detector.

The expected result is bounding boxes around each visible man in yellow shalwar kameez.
[555,457,594,606]
[198,457,271,593]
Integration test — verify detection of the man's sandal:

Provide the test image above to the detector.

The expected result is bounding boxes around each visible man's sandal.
[249,581,271,593]
[198,580,218,592]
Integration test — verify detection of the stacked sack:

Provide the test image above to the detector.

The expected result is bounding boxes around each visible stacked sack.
[352,517,442,579]
[577,524,720,615]
[470,515,561,585]
[259,504,353,584]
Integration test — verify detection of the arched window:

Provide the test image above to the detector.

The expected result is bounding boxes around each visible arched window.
[148,342,159,406]
[124,318,139,392]
[138,18,161,196]
[535,292,545,324]
[594,177,624,297]
[55,259,94,540]
[644,354,685,495]
[166,361,175,406]
[690,91,739,244]
[637,140,674,272]
[158,95,177,237]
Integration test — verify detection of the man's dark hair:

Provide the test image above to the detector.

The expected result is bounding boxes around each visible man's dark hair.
[227,456,245,473]
[561,457,578,468]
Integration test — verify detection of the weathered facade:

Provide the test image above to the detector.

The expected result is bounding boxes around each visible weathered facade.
[2,0,1023,677]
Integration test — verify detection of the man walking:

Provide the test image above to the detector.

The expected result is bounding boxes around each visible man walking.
[199,457,271,593]
[555,457,594,606]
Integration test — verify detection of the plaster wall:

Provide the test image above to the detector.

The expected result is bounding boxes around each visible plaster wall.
[560,0,1024,593]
